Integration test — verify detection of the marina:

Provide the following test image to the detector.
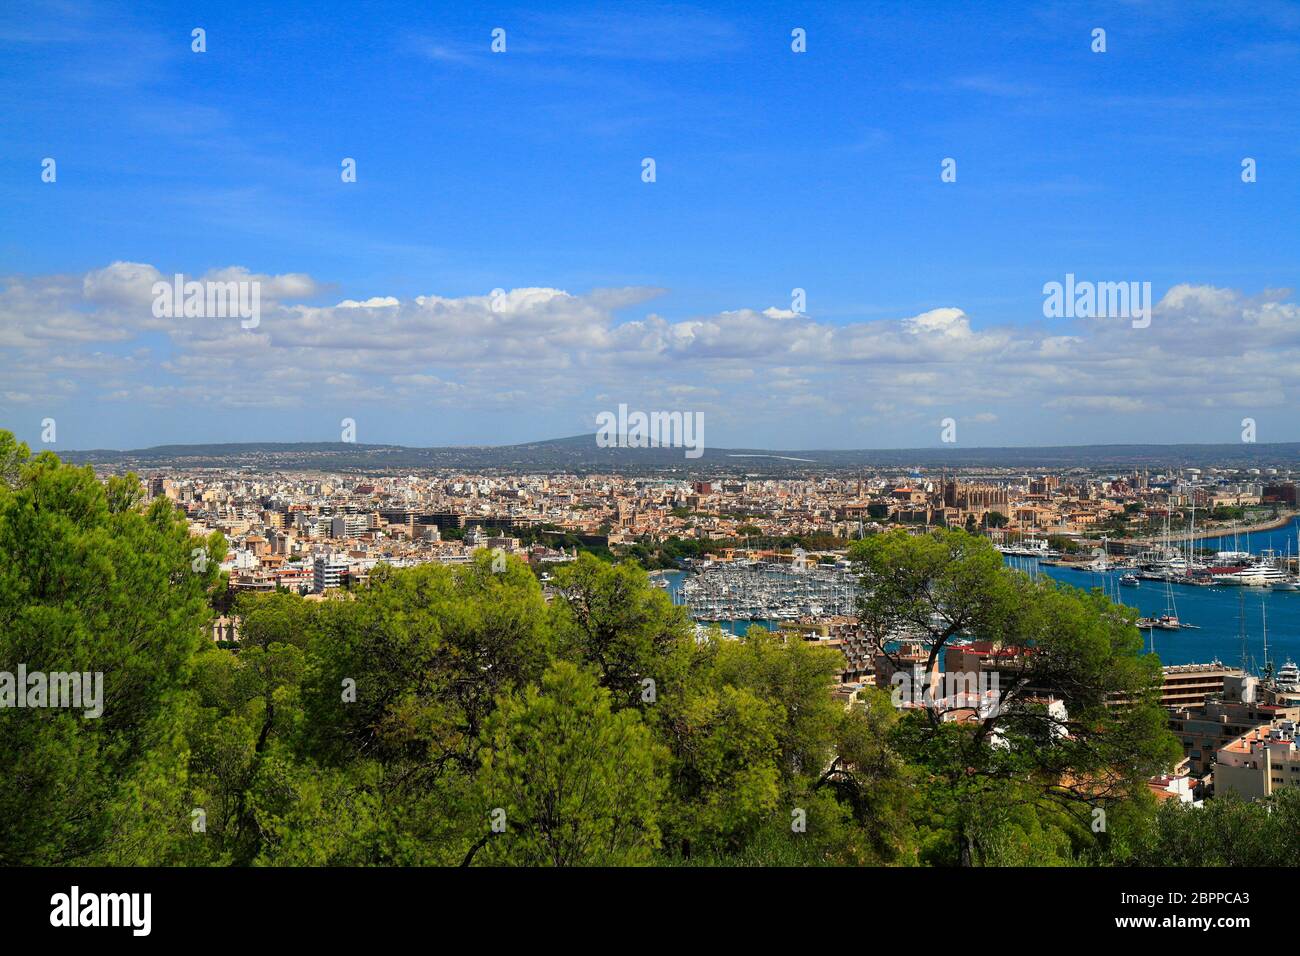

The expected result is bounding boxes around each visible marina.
[659,537,1300,671]
[678,558,861,624]
[1003,556,1300,669]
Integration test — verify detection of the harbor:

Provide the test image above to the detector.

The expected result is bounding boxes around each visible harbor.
[1001,555,1300,670]
[676,557,861,626]
[660,528,1300,671]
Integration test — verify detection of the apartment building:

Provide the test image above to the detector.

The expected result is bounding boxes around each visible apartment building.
[1168,677,1300,776]
[1214,720,1300,800]
[1161,662,1246,708]
[779,617,873,684]
[313,555,351,592]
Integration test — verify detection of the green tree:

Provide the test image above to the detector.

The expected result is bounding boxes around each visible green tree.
[709,628,843,781]
[0,430,28,489]
[814,686,915,863]
[297,554,554,864]
[851,528,1180,866]
[547,554,694,711]
[0,437,225,864]
[470,661,665,866]
[1115,788,1300,866]
[659,679,783,854]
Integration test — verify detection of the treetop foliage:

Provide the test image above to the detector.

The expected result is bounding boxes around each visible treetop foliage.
[0,436,1284,867]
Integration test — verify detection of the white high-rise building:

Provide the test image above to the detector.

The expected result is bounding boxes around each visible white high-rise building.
[313,555,350,592]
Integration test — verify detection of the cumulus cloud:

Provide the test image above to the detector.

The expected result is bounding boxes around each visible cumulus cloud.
[2,263,1297,445]
[82,261,162,305]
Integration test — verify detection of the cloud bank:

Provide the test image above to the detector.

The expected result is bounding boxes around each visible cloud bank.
[1,261,1297,448]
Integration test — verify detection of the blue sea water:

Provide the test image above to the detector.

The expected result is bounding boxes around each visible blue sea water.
[1195,516,1300,557]
[658,534,1300,670]
[1005,558,1298,670]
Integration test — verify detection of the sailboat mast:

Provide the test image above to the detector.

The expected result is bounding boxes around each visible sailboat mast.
[1262,600,1271,678]
[1239,590,1247,673]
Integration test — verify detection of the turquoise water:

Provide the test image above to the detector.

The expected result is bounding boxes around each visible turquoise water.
[660,561,1299,671]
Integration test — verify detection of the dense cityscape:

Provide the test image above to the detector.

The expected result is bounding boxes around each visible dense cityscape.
[110,452,1300,808]
[5,0,1298,936]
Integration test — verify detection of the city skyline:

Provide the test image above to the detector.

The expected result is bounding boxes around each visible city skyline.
[5,0,1300,893]
[44,435,1300,468]
[3,1,1300,451]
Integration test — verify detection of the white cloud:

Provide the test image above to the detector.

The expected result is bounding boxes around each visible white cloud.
[82,261,163,305]
[1047,396,1147,414]
[3,264,1299,445]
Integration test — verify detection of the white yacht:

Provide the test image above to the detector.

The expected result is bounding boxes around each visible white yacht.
[1276,660,1300,693]
[1213,550,1289,587]
[1213,564,1289,586]
[996,536,1058,558]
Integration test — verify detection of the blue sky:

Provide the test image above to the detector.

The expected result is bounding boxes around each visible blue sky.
[2,0,1300,451]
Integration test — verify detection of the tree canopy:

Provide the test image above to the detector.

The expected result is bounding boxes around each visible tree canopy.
[3,436,1289,867]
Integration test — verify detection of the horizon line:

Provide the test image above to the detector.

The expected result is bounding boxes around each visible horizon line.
[48,435,1300,456]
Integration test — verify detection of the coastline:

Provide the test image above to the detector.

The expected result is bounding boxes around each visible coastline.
[1124,511,1298,547]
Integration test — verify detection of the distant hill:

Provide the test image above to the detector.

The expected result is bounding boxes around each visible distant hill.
[54,435,1300,475]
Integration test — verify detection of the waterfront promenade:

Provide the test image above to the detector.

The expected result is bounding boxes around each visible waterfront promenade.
[1120,511,1298,549]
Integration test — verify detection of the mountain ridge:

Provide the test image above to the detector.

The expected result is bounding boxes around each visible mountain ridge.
[48,436,1300,474]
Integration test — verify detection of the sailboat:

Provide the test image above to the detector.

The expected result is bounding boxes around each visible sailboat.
[1270,527,1300,591]
[1153,575,1182,629]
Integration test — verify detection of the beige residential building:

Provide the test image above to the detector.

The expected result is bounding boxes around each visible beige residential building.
[1214,720,1300,800]
[1161,662,1246,708]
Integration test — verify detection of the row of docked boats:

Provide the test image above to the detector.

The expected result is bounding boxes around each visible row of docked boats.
[1118,550,1300,590]
[680,560,862,622]
[994,536,1061,559]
